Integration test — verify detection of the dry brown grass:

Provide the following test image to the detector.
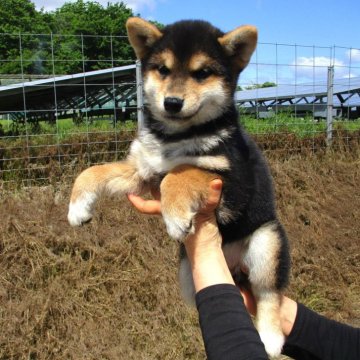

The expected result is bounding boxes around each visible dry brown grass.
[1,147,359,359]
[270,149,360,322]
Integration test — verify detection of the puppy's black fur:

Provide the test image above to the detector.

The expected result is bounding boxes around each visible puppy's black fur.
[141,20,290,290]
[69,18,291,357]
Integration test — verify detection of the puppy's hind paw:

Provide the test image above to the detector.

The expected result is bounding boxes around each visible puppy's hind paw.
[163,214,194,241]
[259,331,284,358]
[67,192,97,226]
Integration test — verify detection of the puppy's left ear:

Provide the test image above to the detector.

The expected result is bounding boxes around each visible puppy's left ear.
[126,17,163,59]
[218,25,257,71]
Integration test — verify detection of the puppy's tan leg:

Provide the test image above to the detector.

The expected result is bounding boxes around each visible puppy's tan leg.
[68,160,144,226]
[242,222,286,358]
[160,165,219,241]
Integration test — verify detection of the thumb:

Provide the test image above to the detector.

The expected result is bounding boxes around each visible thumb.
[203,179,223,212]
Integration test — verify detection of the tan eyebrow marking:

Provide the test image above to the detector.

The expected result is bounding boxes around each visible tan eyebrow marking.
[151,49,175,69]
[188,52,214,71]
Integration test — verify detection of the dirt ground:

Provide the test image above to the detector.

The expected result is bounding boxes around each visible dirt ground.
[0,148,359,359]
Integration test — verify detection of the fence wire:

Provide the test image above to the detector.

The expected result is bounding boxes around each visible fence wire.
[0,33,359,187]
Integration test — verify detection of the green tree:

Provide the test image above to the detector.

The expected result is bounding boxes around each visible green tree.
[0,0,52,74]
[0,0,49,33]
[245,82,277,90]
[261,81,276,88]
[49,0,135,73]
[0,0,136,75]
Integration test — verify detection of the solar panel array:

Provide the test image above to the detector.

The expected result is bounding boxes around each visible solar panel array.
[235,76,360,107]
[0,65,137,122]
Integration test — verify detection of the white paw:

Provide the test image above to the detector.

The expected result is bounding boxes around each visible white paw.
[67,192,97,226]
[162,213,194,241]
[259,330,284,358]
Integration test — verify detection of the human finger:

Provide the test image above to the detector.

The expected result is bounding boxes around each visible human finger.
[239,287,257,316]
[127,194,162,215]
[207,179,223,207]
[199,179,223,214]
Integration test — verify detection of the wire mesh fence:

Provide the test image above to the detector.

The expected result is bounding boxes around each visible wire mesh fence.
[0,33,359,187]
[237,43,360,151]
[0,33,138,187]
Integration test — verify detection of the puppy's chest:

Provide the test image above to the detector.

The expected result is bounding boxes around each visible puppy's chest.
[130,137,173,178]
[129,132,230,180]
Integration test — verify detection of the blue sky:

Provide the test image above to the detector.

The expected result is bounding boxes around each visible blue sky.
[33,0,360,85]
[134,0,359,48]
[33,0,360,47]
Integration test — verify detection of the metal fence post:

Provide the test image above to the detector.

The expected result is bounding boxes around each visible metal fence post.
[326,65,334,146]
[136,60,144,132]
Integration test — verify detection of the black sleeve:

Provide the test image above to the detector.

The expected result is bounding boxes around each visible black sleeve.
[195,284,268,360]
[283,303,360,360]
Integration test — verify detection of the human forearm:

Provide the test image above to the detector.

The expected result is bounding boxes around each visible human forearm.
[196,284,268,360]
[280,296,298,337]
[283,302,360,359]
[184,219,234,292]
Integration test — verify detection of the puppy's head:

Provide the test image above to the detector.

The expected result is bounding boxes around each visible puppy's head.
[126,18,257,130]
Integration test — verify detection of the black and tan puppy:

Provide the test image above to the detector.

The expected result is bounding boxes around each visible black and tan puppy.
[68,18,290,357]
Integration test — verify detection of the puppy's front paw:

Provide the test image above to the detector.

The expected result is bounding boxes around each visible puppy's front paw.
[67,192,97,226]
[162,212,195,241]
[259,330,284,358]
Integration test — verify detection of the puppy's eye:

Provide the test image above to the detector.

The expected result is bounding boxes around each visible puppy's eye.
[192,68,213,81]
[158,65,170,77]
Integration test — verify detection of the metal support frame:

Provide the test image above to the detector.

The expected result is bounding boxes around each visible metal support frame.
[136,60,144,132]
[326,66,334,146]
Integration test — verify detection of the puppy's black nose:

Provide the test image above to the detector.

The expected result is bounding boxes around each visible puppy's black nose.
[164,97,184,114]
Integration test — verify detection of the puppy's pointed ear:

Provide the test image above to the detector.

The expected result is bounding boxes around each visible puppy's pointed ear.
[126,17,163,59]
[218,25,257,71]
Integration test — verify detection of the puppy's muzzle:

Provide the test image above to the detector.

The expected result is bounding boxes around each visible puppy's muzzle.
[164,97,184,114]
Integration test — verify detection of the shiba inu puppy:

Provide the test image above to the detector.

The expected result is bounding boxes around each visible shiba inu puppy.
[68,17,290,357]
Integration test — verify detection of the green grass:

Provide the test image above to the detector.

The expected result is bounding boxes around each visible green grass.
[43,118,137,139]
[240,112,360,137]
[0,118,137,140]
[1,114,360,142]
[335,119,360,131]
[240,114,325,137]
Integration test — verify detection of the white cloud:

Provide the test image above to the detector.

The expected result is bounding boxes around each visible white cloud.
[241,52,360,87]
[346,48,360,62]
[295,56,329,67]
[292,56,352,81]
[123,0,158,13]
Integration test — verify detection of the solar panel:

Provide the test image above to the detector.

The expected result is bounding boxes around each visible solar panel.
[0,65,137,119]
[235,77,360,107]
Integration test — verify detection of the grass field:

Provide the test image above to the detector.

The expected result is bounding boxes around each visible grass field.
[1,113,360,141]
[0,115,359,358]
[1,148,359,359]
[0,118,137,139]
[240,113,360,136]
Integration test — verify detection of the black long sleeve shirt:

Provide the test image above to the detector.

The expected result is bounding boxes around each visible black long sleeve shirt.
[196,284,360,360]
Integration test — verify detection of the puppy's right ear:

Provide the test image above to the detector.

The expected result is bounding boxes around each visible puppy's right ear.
[218,25,257,72]
[126,17,163,60]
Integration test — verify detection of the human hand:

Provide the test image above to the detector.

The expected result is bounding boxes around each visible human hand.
[183,178,223,254]
[238,287,297,337]
[239,286,257,317]
[127,179,227,291]
[127,188,161,215]
[127,180,222,220]
[128,184,296,335]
